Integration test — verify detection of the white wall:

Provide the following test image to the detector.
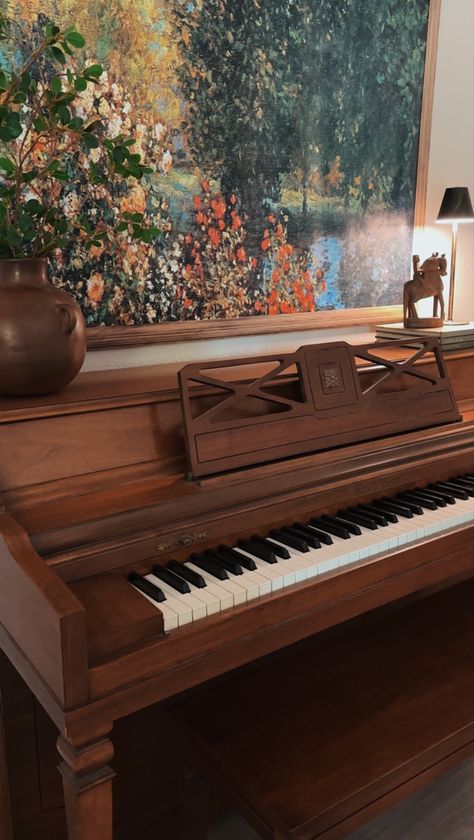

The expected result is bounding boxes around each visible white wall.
[84,0,474,372]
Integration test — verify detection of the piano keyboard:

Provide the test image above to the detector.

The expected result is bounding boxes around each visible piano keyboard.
[129,476,474,632]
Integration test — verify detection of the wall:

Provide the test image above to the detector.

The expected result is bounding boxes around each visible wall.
[84,0,474,373]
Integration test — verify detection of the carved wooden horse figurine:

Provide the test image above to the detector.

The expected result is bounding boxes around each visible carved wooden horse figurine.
[403,253,446,327]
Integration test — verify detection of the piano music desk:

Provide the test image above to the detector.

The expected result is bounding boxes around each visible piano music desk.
[0,343,473,839]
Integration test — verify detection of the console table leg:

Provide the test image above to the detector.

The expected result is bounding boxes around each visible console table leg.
[58,733,115,840]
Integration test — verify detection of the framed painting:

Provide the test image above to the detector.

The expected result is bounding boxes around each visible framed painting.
[5,0,440,348]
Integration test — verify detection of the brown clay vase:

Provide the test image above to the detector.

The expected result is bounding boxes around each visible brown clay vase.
[0,257,86,395]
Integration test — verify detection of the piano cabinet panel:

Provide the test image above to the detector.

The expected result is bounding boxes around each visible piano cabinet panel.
[0,651,196,840]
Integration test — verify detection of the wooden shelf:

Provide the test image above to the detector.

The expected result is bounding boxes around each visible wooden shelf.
[175,581,474,839]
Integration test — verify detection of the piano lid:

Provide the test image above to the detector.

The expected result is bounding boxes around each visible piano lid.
[179,338,461,479]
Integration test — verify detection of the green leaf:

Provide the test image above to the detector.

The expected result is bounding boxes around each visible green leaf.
[50,45,66,66]
[20,72,31,93]
[65,30,86,48]
[6,226,21,246]
[0,71,6,92]
[51,76,62,96]
[82,133,100,151]
[0,157,15,175]
[34,116,48,132]
[116,221,128,232]
[57,104,71,125]
[84,64,103,79]
[74,76,87,92]
[24,199,44,215]
[68,116,84,131]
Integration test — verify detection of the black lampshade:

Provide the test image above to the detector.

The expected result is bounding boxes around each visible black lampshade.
[436,187,474,223]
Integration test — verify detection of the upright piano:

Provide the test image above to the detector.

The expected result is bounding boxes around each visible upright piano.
[0,339,473,840]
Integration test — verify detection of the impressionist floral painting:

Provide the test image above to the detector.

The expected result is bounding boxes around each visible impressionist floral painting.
[1,0,431,326]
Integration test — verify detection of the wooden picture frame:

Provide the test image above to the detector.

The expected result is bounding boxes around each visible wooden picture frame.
[84,0,440,351]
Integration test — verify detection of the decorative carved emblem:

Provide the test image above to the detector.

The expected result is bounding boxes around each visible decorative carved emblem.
[320,364,343,394]
[155,531,208,552]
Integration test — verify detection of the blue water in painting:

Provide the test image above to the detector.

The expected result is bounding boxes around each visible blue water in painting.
[311,236,344,310]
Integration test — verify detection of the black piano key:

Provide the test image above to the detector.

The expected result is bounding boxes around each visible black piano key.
[338,510,378,530]
[151,565,191,594]
[448,478,474,497]
[353,505,389,526]
[375,499,413,518]
[362,504,398,524]
[414,487,447,507]
[398,491,438,511]
[128,572,166,603]
[270,529,309,552]
[393,494,424,515]
[286,525,321,548]
[430,482,468,500]
[218,544,257,570]
[252,535,290,559]
[205,550,243,576]
[454,476,474,489]
[168,561,207,589]
[309,518,350,540]
[323,514,361,535]
[425,484,455,504]
[218,545,255,568]
[238,540,278,564]
[294,523,333,545]
[463,473,474,481]
[189,554,229,580]
[280,527,313,552]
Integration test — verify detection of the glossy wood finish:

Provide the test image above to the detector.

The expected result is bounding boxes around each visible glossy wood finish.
[0,341,472,839]
[176,581,474,840]
[179,339,460,478]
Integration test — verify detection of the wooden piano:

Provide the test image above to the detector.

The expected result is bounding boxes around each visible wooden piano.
[0,338,473,840]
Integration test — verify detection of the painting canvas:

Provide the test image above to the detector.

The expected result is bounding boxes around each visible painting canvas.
[2,1,431,327]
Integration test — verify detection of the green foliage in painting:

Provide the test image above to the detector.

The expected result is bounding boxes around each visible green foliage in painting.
[0,12,157,257]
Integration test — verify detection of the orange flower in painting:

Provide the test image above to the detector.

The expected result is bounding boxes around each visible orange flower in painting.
[269,304,278,315]
[184,233,193,244]
[231,214,242,230]
[321,280,327,291]
[218,219,225,230]
[87,272,104,304]
[268,213,276,223]
[182,29,190,46]
[272,268,281,282]
[229,193,237,205]
[261,238,271,251]
[236,246,246,262]
[196,212,206,225]
[208,227,221,247]
[201,179,210,192]
[183,298,193,308]
[276,223,284,240]
[280,301,295,314]
[193,195,202,209]
[185,264,192,276]
[251,257,257,269]
[283,261,290,272]
[316,268,324,279]
[211,197,226,219]
[254,300,263,312]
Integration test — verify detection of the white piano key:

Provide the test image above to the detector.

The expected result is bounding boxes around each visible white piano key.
[146,575,194,626]
[185,563,238,609]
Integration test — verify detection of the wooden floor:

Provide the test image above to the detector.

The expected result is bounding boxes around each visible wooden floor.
[209,756,474,839]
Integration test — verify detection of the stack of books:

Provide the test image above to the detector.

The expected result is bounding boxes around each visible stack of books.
[375,322,474,350]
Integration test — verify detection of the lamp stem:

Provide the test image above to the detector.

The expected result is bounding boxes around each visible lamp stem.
[447,221,458,321]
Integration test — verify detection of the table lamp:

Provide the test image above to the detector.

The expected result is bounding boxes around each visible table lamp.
[436,186,474,322]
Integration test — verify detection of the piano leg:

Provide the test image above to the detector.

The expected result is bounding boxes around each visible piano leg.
[57,733,115,840]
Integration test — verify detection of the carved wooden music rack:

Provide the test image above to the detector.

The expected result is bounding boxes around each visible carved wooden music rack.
[179,338,461,479]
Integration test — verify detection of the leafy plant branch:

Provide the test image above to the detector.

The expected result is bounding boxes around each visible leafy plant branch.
[0,14,159,258]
